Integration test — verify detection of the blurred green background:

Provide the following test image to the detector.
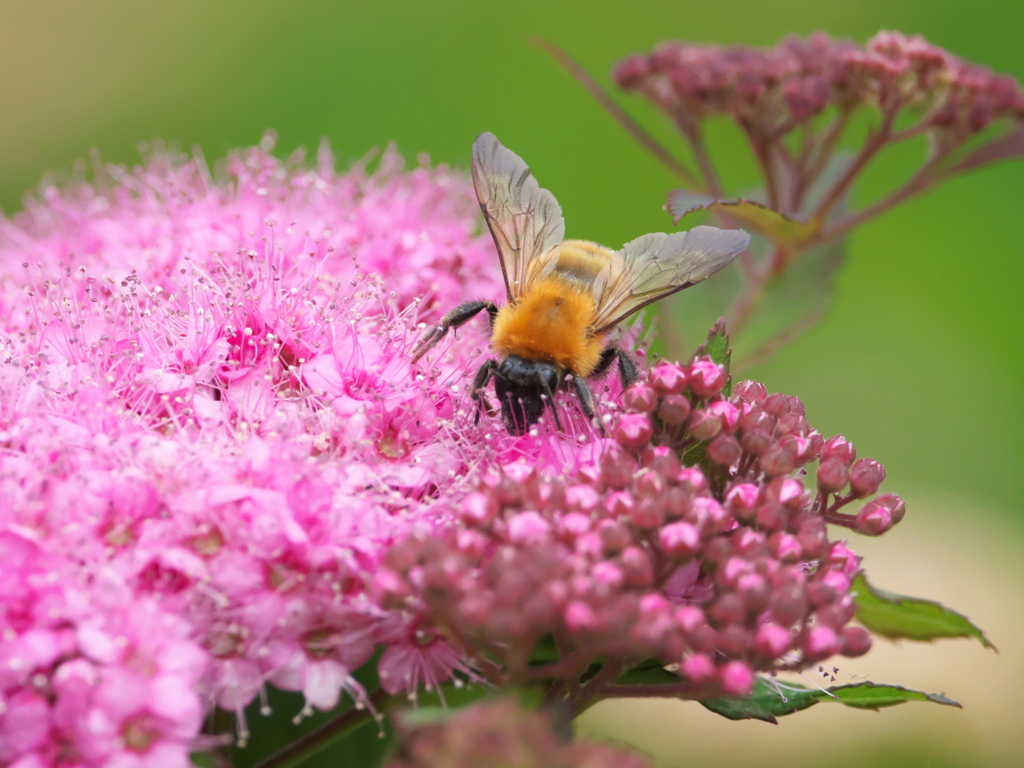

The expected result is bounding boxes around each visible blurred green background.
[1,1,1020,766]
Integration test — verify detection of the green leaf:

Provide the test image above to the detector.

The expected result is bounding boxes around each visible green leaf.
[668,191,821,246]
[701,677,961,723]
[853,573,997,650]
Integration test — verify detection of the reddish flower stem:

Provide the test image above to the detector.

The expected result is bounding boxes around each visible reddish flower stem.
[811,103,902,222]
[534,38,704,190]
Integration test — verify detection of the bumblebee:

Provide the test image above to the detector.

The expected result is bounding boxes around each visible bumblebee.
[412,133,750,435]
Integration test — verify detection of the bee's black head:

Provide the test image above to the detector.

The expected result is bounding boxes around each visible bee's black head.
[494,355,562,435]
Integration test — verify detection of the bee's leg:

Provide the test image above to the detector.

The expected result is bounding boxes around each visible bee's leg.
[569,374,603,437]
[592,347,639,389]
[411,300,498,362]
[470,359,498,425]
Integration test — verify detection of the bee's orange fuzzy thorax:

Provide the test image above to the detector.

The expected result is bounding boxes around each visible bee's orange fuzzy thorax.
[491,277,605,377]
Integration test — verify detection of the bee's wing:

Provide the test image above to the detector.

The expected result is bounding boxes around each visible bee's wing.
[472,133,565,301]
[590,226,750,334]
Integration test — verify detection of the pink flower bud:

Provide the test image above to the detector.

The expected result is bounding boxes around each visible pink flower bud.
[803,625,840,661]
[708,593,749,626]
[620,546,654,586]
[755,624,793,658]
[765,476,804,507]
[719,660,755,695]
[826,542,860,573]
[705,400,741,431]
[760,444,797,476]
[856,500,894,536]
[566,484,601,513]
[707,434,741,467]
[598,520,631,553]
[676,467,708,494]
[725,483,760,521]
[658,394,691,424]
[763,392,790,416]
[821,435,857,466]
[636,470,666,498]
[460,492,496,526]
[688,409,722,441]
[623,383,658,413]
[630,499,664,530]
[615,413,653,449]
[604,491,634,519]
[613,54,651,87]
[840,625,873,657]
[649,362,688,395]
[816,459,850,493]
[777,412,809,436]
[850,458,886,497]
[599,445,634,489]
[770,584,808,626]
[565,601,599,633]
[740,428,772,455]
[873,493,906,525]
[592,562,625,590]
[659,521,700,557]
[736,573,769,610]
[506,511,551,544]
[682,653,716,684]
[687,358,727,397]
[769,532,803,562]
[644,445,681,477]
[690,497,727,532]
[756,503,788,532]
[733,379,767,404]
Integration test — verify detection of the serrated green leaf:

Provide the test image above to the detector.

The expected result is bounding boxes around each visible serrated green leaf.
[700,677,961,723]
[668,191,821,246]
[853,573,996,650]
[828,683,961,710]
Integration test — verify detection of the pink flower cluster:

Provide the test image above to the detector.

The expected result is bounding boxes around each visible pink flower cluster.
[0,136,549,765]
[0,133,904,764]
[615,30,1024,139]
[378,357,896,705]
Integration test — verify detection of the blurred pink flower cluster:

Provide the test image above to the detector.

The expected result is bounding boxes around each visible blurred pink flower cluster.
[378,357,897,712]
[615,30,1024,141]
[385,698,652,768]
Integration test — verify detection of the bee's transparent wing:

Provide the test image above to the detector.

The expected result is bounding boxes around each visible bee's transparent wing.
[590,226,750,333]
[472,132,565,301]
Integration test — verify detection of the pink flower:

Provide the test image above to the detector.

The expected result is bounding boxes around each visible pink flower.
[0,136,613,763]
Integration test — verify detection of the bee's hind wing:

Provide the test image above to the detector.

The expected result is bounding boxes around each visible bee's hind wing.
[590,226,750,333]
[472,133,565,302]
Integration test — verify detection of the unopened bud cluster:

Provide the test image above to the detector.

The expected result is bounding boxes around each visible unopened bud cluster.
[379,358,897,700]
[615,30,1024,141]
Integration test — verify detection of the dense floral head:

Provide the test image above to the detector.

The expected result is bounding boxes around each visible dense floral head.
[0,135,903,765]
[0,136,567,766]
[615,31,1024,140]
[378,351,896,702]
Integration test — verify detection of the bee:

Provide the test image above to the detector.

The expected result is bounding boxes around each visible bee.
[412,133,750,435]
